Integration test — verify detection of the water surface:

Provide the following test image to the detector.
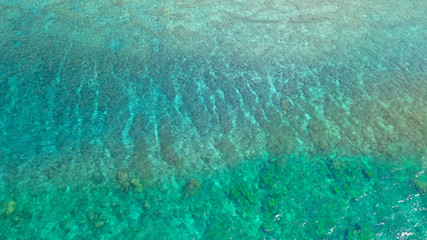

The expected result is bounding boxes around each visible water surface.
[0,0,426,239]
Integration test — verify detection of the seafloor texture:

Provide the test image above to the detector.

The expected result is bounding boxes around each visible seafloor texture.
[0,0,426,239]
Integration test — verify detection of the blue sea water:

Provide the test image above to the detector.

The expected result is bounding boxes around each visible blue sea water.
[0,0,426,239]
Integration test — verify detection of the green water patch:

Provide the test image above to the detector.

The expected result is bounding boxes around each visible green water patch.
[1,154,425,239]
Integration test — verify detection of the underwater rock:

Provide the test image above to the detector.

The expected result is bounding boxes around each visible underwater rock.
[411,178,427,194]
[230,185,255,204]
[409,110,424,127]
[121,181,130,191]
[222,86,240,109]
[260,157,289,189]
[264,105,282,124]
[308,119,322,132]
[1,201,17,217]
[216,103,233,134]
[130,178,144,193]
[266,126,295,156]
[280,98,293,111]
[215,138,240,167]
[346,225,376,240]
[129,114,149,140]
[142,201,150,210]
[160,142,181,165]
[260,221,272,234]
[86,210,107,228]
[253,106,268,129]
[328,158,347,175]
[116,169,132,191]
[316,138,330,152]
[116,170,145,192]
[361,169,372,180]
[237,80,257,110]
[159,78,176,101]
[116,169,129,182]
[60,218,73,233]
[229,184,260,219]
[183,178,201,197]
[307,118,332,152]
[10,212,24,229]
[92,172,105,185]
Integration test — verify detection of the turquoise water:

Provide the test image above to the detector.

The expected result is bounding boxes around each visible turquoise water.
[0,0,426,239]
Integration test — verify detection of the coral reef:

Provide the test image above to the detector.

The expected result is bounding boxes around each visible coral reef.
[183,178,201,197]
[86,210,107,228]
[130,178,144,193]
[116,169,129,182]
[412,178,427,194]
[116,169,144,193]
[1,201,17,217]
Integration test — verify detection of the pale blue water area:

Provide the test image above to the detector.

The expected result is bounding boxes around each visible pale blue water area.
[0,0,426,239]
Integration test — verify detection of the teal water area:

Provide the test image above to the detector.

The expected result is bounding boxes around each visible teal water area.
[0,0,426,239]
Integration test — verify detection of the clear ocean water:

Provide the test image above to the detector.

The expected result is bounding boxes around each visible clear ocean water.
[0,0,426,239]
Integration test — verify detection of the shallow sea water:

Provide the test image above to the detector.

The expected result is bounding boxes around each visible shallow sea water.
[0,0,426,239]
